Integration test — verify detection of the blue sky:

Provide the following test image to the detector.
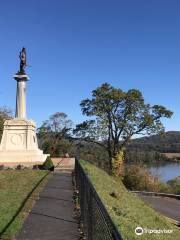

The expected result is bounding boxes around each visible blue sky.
[0,0,179,131]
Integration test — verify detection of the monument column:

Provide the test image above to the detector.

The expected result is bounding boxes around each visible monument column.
[14,75,29,119]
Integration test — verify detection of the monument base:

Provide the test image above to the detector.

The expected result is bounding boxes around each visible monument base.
[0,118,48,165]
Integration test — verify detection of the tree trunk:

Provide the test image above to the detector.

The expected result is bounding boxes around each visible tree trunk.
[107,150,113,174]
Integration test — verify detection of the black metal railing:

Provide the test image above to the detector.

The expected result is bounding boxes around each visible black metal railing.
[75,158,123,240]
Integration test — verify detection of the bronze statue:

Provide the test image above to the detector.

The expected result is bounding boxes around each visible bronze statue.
[19,47,26,74]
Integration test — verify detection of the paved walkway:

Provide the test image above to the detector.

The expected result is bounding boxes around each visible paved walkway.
[17,163,79,240]
[137,194,180,222]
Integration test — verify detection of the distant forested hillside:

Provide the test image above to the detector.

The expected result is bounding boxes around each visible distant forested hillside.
[128,131,180,153]
[38,129,180,166]
[74,132,180,166]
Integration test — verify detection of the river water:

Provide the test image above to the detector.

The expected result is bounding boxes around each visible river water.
[147,162,180,182]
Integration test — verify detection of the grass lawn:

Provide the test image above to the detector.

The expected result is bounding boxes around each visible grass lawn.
[0,169,50,239]
[80,160,180,240]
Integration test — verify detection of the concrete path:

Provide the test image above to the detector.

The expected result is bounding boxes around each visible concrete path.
[137,194,180,222]
[17,159,79,240]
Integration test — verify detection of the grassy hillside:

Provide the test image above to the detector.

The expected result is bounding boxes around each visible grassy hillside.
[80,160,180,240]
[0,170,50,239]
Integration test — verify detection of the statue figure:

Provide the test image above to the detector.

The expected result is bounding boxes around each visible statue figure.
[19,47,26,74]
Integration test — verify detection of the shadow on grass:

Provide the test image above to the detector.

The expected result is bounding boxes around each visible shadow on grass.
[0,170,51,238]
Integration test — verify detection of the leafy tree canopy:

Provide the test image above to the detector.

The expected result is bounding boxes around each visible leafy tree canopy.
[74,83,173,172]
[38,112,73,136]
[37,112,73,157]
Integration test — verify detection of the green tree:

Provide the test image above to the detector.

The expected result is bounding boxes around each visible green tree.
[74,83,173,175]
[0,107,12,140]
[37,112,73,157]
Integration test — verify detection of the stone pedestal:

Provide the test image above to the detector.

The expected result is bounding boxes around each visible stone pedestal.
[0,73,48,165]
[0,118,48,164]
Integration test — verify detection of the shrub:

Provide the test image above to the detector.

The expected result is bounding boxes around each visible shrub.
[122,165,161,192]
[167,177,180,194]
[112,149,125,176]
[16,164,24,170]
[33,165,39,170]
[41,156,54,171]
[0,165,4,170]
[158,182,172,193]
[167,177,180,187]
